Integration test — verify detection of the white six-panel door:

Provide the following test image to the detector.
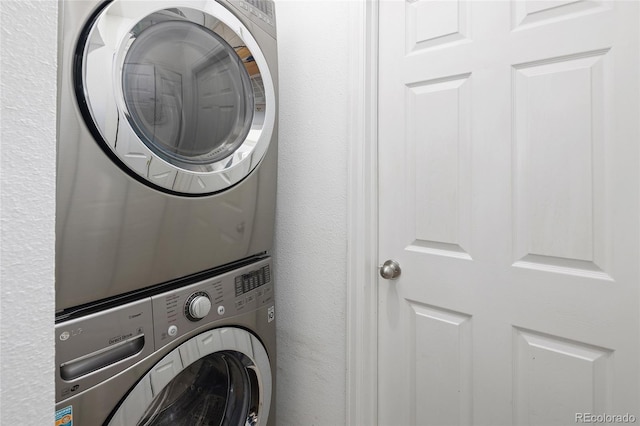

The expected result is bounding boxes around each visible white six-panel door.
[378,1,640,424]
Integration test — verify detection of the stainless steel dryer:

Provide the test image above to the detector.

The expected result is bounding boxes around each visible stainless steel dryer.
[56,0,278,313]
[55,257,276,425]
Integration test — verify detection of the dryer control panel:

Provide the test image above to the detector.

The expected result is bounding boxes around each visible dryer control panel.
[151,257,273,349]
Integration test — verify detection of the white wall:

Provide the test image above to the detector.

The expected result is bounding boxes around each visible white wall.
[0,1,57,424]
[274,1,350,424]
[0,0,351,424]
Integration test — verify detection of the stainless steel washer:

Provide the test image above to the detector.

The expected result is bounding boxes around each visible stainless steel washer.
[56,0,278,313]
[55,257,276,425]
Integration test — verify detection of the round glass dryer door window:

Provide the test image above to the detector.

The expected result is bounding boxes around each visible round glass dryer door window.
[78,1,276,195]
[122,21,254,168]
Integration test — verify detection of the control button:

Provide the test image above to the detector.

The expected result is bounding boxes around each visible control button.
[246,293,256,304]
[217,305,225,316]
[168,325,178,337]
[190,296,211,319]
[185,291,212,322]
[261,285,273,303]
[236,298,246,310]
[234,276,243,296]
[263,265,271,283]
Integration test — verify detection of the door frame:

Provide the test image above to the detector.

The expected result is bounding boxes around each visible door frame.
[346,0,379,424]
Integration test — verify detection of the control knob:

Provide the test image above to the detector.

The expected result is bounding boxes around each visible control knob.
[184,292,212,322]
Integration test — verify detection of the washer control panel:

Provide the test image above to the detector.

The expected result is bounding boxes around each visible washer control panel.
[151,258,273,349]
[234,264,271,307]
[227,0,276,39]
[234,0,275,26]
[55,257,273,404]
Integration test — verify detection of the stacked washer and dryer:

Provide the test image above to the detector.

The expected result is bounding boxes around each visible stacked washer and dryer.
[54,0,278,424]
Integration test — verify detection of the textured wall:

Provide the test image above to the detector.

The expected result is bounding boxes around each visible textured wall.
[274,1,349,424]
[0,0,57,424]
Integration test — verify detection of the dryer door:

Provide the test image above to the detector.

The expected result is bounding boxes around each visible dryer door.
[78,1,275,195]
[108,328,272,426]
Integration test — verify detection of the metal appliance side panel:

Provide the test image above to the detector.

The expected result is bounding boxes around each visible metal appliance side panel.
[55,0,278,312]
[55,298,154,403]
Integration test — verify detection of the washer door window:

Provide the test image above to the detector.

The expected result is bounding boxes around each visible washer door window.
[138,351,258,425]
[108,328,272,426]
[78,1,276,195]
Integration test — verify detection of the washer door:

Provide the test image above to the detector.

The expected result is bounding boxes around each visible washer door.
[78,0,275,195]
[108,328,272,425]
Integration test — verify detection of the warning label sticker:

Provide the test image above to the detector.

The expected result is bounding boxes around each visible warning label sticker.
[55,406,72,426]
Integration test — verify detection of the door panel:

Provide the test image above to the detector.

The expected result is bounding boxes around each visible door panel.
[377,1,639,425]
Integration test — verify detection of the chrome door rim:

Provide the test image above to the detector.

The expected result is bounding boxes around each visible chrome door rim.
[78,0,275,195]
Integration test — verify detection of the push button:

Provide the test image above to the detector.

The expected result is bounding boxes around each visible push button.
[168,325,178,337]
